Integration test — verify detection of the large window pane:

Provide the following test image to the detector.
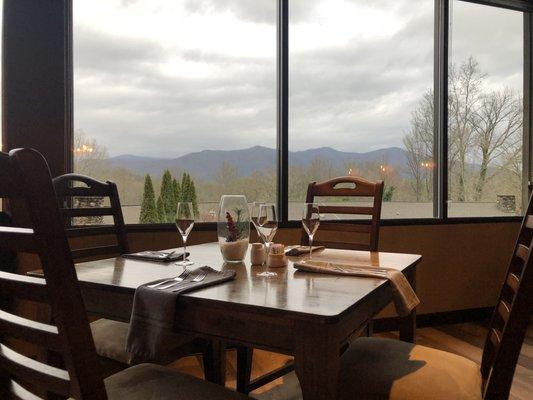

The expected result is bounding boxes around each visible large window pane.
[74,1,276,224]
[448,1,523,217]
[289,0,434,220]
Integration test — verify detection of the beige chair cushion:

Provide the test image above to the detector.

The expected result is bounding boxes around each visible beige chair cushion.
[255,337,482,400]
[105,363,251,400]
[91,318,133,365]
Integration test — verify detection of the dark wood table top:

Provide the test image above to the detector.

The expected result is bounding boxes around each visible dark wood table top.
[61,242,421,323]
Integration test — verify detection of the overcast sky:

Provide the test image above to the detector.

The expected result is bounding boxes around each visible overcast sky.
[73,0,523,158]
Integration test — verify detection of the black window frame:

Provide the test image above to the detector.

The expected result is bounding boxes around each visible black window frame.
[64,0,533,231]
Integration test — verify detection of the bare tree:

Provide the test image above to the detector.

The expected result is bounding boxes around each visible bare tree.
[470,89,522,200]
[403,90,434,201]
[73,129,109,176]
[448,57,485,201]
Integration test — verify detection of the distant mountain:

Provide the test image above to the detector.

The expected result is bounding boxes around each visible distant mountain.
[108,146,408,180]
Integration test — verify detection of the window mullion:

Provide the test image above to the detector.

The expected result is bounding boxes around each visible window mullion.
[434,0,449,219]
[277,0,289,223]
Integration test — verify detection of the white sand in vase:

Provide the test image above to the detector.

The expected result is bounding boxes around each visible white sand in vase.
[219,239,249,262]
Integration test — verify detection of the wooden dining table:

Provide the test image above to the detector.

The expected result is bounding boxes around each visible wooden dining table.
[36,242,421,400]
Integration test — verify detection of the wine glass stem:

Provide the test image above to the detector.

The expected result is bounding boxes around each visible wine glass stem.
[264,242,271,271]
[182,235,188,261]
[309,235,314,259]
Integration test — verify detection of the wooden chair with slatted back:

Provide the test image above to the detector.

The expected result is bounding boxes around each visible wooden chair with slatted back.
[52,173,137,374]
[238,176,386,395]
[53,174,129,260]
[259,194,533,400]
[0,148,250,400]
[302,176,384,251]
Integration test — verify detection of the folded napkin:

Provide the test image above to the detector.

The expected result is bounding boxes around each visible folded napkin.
[126,266,236,362]
[122,250,190,262]
[293,260,419,317]
[285,245,325,256]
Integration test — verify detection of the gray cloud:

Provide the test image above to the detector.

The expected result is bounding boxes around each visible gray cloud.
[74,0,523,158]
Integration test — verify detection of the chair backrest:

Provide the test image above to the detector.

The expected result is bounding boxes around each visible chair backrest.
[53,174,129,261]
[301,176,384,251]
[480,193,533,400]
[0,149,107,399]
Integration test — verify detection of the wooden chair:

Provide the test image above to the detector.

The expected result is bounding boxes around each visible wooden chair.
[52,174,137,374]
[301,176,385,251]
[237,176,386,394]
[0,148,251,400]
[258,196,533,400]
[53,173,129,260]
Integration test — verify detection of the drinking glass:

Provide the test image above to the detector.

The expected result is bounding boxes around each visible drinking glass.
[175,202,195,266]
[256,203,278,277]
[249,202,264,240]
[302,203,320,258]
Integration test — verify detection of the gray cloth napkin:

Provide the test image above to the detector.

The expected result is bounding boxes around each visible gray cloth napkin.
[293,260,419,317]
[126,266,236,362]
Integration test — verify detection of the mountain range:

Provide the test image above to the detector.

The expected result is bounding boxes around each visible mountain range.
[108,146,408,180]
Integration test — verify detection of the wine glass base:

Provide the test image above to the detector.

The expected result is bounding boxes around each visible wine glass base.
[257,271,277,277]
[175,260,194,267]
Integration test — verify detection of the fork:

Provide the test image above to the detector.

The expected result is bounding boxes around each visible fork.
[147,269,190,289]
[172,270,207,291]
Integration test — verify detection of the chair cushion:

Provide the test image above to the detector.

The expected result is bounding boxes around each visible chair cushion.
[338,337,482,400]
[254,337,482,400]
[91,319,134,365]
[105,363,251,400]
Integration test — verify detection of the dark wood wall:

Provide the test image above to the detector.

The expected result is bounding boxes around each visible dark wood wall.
[1,0,72,177]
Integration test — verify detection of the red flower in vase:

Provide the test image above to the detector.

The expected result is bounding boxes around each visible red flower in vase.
[225,211,239,242]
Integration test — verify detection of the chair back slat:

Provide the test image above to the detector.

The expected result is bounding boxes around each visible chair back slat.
[0,149,107,400]
[61,207,115,218]
[317,222,372,234]
[66,225,121,238]
[0,271,49,303]
[53,173,129,261]
[302,176,384,251]
[0,227,39,253]
[0,310,62,352]
[480,192,533,400]
[71,245,122,260]
[6,380,44,400]
[0,344,71,396]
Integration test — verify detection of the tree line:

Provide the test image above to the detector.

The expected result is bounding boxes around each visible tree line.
[139,170,199,224]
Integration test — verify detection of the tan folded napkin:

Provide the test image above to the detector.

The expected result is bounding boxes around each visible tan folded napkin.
[293,260,419,317]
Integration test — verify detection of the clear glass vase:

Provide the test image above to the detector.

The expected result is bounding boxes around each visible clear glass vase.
[217,195,250,263]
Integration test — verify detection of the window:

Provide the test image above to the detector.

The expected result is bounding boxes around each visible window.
[288,0,434,220]
[73,0,277,224]
[448,0,524,217]
[70,0,531,226]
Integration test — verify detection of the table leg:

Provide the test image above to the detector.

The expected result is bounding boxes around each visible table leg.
[294,325,340,400]
[203,339,226,386]
[236,346,253,394]
[399,269,417,343]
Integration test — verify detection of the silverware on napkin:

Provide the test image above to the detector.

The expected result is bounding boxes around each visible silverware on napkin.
[148,269,191,289]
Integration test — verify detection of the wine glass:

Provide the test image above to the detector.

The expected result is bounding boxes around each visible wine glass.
[302,203,320,259]
[175,202,195,266]
[256,204,278,277]
[249,202,264,240]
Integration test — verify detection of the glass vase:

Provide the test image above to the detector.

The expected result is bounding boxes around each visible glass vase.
[217,195,250,263]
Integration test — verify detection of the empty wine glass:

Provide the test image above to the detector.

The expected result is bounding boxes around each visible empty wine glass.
[256,204,278,277]
[175,202,195,266]
[249,202,264,240]
[302,203,320,259]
